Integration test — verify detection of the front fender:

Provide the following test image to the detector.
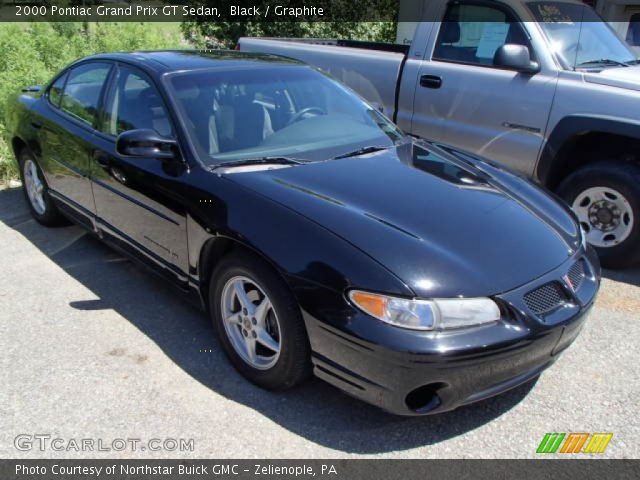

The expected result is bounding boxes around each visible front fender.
[536,115,640,188]
[184,170,413,324]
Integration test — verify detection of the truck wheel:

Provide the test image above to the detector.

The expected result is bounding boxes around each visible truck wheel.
[18,149,66,227]
[209,252,312,391]
[558,161,640,268]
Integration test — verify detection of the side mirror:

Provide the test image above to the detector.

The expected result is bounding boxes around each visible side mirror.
[22,85,42,93]
[493,44,540,74]
[116,129,178,160]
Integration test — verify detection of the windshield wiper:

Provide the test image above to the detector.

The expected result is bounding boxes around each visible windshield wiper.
[576,58,630,68]
[332,145,390,160]
[212,156,307,170]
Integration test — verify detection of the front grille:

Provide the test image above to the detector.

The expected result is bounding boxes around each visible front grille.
[524,282,566,316]
[567,260,585,292]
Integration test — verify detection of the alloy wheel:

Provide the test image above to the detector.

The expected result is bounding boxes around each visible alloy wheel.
[220,276,281,370]
[23,159,46,215]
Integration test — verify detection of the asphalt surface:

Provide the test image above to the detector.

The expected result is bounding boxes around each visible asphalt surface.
[1,186,639,459]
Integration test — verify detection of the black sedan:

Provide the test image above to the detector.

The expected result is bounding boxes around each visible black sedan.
[6,51,600,415]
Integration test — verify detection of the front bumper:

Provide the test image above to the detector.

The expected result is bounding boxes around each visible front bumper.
[304,248,600,415]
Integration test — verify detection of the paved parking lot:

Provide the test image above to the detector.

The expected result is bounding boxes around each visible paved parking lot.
[1,186,639,459]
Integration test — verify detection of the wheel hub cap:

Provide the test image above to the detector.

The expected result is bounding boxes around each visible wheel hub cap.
[572,186,634,248]
[590,200,619,230]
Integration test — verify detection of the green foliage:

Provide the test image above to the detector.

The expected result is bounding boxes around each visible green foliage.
[181,1,399,57]
[182,21,397,49]
[181,0,399,49]
[0,22,183,182]
[0,13,401,183]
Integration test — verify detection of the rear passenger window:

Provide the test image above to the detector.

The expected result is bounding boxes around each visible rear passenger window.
[60,63,111,127]
[433,3,530,67]
[48,72,67,108]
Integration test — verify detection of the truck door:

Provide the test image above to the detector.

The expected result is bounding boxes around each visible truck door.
[412,1,558,176]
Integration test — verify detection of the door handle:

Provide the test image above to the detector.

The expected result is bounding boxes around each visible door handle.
[420,75,442,89]
[30,120,42,129]
[93,151,110,168]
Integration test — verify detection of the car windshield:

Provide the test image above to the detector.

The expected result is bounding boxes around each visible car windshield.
[167,65,406,165]
[527,1,637,69]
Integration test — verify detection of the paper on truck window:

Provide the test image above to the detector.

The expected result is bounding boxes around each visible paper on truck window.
[475,23,510,59]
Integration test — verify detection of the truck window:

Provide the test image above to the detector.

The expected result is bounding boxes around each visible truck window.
[433,3,530,67]
[528,2,635,69]
[628,13,640,47]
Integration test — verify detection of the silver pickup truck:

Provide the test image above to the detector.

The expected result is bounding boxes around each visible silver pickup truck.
[239,0,640,268]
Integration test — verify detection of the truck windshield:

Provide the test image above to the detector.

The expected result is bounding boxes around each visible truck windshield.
[527,1,637,69]
[167,65,405,166]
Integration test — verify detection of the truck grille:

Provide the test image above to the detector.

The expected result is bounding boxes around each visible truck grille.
[524,282,566,316]
[567,260,585,292]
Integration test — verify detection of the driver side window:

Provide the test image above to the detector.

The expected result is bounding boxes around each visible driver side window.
[102,65,174,138]
[434,3,531,67]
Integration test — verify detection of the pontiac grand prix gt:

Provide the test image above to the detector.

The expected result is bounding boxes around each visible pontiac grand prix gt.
[6,51,600,415]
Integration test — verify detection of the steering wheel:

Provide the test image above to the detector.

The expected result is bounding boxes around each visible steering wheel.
[287,107,325,125]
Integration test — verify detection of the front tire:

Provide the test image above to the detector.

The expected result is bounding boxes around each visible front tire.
[18,149,66,226]
[209,252,311,391]
[558,161,640,268]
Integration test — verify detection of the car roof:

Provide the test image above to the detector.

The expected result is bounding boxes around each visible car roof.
[81,50,303,74]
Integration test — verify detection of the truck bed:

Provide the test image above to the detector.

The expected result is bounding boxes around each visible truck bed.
[238,37,408,118]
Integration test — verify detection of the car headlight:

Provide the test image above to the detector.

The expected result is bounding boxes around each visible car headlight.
[348,290,501,331]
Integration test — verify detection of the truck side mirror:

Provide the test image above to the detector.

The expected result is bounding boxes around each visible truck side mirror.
[493,44,540,74]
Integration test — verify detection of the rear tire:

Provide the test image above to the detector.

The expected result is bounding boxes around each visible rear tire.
[209,251,311,391]
[558,161,640,268]
[18,149,66,227]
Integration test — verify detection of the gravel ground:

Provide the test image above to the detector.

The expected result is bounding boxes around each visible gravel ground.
[1,187,638,459]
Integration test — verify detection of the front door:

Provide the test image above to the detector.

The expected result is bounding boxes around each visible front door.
[90,63,189,285]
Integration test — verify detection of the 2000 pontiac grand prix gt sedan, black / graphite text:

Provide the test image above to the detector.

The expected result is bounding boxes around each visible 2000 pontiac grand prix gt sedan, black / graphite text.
[6,51,600,415]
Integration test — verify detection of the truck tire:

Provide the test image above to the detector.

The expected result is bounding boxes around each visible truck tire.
[558,161,640,269]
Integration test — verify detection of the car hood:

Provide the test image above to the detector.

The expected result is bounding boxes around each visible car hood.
[584,65,640,92]
[223,142,578,298]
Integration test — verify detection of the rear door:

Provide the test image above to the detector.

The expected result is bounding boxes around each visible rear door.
[90,63,190,285]
[37,62,112,227]
[412,1,558,176]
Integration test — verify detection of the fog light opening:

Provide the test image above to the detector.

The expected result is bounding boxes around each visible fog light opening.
[405,383,446,413]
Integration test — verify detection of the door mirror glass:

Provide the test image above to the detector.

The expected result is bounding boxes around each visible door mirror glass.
[116,129,178,160]
[493,44,540,73]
